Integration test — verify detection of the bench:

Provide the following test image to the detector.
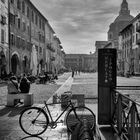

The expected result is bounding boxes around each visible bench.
[7,93,33,107]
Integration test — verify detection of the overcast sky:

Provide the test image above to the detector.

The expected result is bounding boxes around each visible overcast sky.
[31,0,140,54]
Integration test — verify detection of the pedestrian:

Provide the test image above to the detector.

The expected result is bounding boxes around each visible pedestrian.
[19,76,30,93]
[72,70,74,77]
[7,76,19,94]
[7,75,20,105]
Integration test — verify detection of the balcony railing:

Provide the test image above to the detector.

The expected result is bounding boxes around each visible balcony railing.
[111,86,140,140]
[136,26,140,32]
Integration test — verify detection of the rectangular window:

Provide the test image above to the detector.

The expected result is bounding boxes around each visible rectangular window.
[22,22,26,32]
[11,0,14,4]
[1,15,6,25]
[39,47,42,54]
[42,22,45,30]
[136,34,138,42]
[39,34,41,41]
[10,34,15,45]
[32,11,34,23]
[16,36,21,48]
[27,7,30,18]
[27,25,30,35]
[9,13,16,25]
[22,1,25,14]
[39,19,41,29]
[18,18,21,29]
[35,14,38,25]
[17,0,21,10]
[1,29,5,44]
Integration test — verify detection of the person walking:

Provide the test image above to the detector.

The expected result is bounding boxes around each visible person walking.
[72,70,74,78]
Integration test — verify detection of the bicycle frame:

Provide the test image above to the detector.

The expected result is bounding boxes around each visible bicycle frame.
[44,100,77,124]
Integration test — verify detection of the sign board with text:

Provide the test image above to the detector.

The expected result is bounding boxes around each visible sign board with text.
[98,48,116,125]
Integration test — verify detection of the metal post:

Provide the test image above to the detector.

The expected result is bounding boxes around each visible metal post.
[130,103,136,140]
[8,0,10,73]
[117,95,122,134]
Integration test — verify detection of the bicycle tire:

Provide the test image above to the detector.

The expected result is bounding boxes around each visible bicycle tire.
[65,106,96,133]
[19,107,49,136]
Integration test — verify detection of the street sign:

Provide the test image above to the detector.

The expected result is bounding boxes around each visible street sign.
[98,49,116,87]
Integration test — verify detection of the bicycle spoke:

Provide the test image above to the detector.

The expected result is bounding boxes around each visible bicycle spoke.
[66,106,95,132]
[19,107,49,136]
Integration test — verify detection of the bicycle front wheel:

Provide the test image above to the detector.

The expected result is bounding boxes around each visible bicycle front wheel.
[66,106,96,132]
[19,107,49,136]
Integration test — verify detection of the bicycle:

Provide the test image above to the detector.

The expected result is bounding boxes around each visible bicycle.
[19,91,96,136]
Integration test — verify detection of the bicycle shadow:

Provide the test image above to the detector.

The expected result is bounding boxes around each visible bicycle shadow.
[0,105,27,117]
[20,136,44,140]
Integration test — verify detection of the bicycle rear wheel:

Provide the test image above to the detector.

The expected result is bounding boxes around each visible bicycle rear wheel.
[66,106,96,132]
[19,107,49,136]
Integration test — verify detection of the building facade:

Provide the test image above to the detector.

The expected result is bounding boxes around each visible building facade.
[0,0,9,78]
[119,13,140,75]
[65,54,96,72]
[29,1,46,75]
[2,0,65,76]
[9,0,33,75]
[119,23,133,75]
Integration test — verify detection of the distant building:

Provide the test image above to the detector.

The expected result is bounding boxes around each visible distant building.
[108,0,133,49]
[94,41,108,71]
[95,41,108,53]
[65,53,97,72]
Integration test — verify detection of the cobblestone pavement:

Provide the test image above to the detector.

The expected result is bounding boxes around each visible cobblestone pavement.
[0,72,140,140]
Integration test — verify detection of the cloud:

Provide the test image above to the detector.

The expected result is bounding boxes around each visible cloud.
[31,0,140,54]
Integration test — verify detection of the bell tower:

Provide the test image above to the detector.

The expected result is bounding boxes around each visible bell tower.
[119,0,130,15]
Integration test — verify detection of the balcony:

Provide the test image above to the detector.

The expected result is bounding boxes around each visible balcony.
[136,25,140,32]
[136,38,140,45]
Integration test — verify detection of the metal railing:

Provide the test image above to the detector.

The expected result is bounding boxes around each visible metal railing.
[111,86,140,140]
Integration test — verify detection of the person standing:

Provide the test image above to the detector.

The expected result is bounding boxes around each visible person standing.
[72,70,74,78]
